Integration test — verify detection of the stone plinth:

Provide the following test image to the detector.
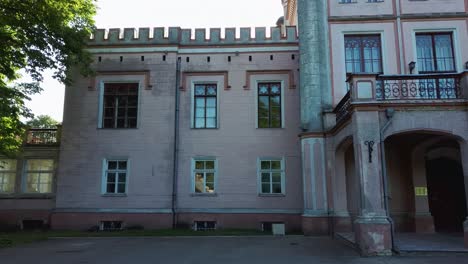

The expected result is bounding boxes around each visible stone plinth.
[354,217,392,256]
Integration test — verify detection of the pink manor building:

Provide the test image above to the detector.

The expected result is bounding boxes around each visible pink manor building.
[1,0,468,256]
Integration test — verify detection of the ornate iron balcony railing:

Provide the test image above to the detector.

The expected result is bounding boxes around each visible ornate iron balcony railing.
[375,73,461,100]
[26,129,59,145]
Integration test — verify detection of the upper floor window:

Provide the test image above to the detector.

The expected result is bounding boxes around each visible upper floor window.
[258,83,282,128]
[0,159,16,193]
[416,33,455,73]
[194,84,217,129]
[24,159,54,193]
[258,158,285,195]
[344,35,382,73]
[192,158,216,194]
[103,159,128,194]
[339,0,356,3]
[102,83,138,128]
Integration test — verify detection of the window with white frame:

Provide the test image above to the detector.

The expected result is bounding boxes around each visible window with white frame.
[102,83,138,128]
[103,160,128,194]
[24,159,54,193]
[258,82,282,128]
[193,84,217,129]
[0,159,17,193]
[258,158,285,194]
[192,158,216,193]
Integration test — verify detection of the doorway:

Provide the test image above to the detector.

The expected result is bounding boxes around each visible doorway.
[426,158,467,233]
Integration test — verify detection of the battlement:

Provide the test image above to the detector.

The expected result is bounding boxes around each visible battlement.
[88,26,298,46]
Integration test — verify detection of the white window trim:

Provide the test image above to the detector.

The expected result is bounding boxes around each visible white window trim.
[190,81,220,129]
[341,30,387,77]
[411,28,461,74]
[191,157,218,194]
[254,80,285,129]
[97,79,143,129]
[21,159,55,194]
[101,158,130,195]
[0,159,17,194]
[257,157,286,195]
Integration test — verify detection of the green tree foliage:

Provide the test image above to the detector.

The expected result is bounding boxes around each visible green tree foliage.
[26,115,60,129]
[0,0,97,157]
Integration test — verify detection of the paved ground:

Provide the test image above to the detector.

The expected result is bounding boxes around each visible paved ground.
[1,236,468,264]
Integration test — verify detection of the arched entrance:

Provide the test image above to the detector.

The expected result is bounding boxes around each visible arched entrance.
[426,157,466,233]
[383,131,468,250]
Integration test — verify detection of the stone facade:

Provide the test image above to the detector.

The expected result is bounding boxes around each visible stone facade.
[1,0,468,257]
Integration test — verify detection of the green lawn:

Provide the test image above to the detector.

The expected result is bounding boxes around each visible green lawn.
[0,229,272,248]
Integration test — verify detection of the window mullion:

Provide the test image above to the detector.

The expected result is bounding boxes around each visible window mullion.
[204,97,207,128]
[114,97,119,128]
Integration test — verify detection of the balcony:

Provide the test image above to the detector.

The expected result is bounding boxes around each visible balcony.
[25,128,60,146]
[333,71,468,124]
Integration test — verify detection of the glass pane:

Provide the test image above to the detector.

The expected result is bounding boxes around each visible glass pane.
[117,108,126,117]
[195,86,206,96]
[258,118,269,128]
[271,161,281,170]
[39,183,52,193]
[261,173,270,183]
[195,161,204,170]
[27,160,53,170]
[205,161,215,169]
[128,118,137,128]
[108,161,117,170]
[434,34,454,71]
[261,161,270,170]
[416,35,435,72]
[27,173,38,184]
[258,96,269,115]
[272,183,282,194]
[258,85,269,94]
[206,108,216,118]
[0,159,16,171]
[127,96,138,107]
[127,108,137,117]
[195,173,204,193]
[270,84,281,94]
[107,173,116,183]
[206,98,216,108]
[118,161,127,170]
[117,183,126,193]
[195,118,205,128]
[118,173,126,183]
[205,183,215,193]
[195,98,205,107]
[261,183,271,193]
[195,108,205,118]
[272,173,281,183]
[206,172,214,182]
[116,118,125,128]
[206,118,216,128]
[206,86,217,95]
[107,183,115,193]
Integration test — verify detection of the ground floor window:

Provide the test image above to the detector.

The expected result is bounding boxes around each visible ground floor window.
[0,159,17,193]
[24,159,54,193]
[103,159,128,194]
[258,158,285,194]
[192,158,216,194]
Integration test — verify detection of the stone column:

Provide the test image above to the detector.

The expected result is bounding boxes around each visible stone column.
[411,144,435,233]
[301,137,329,235]
[352,111,392,256]
[297,0,332,132]
[460,140,468,248]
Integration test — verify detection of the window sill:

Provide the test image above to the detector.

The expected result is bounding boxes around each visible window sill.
[256,127,284,130]
[0,193,55,199]
[101,193,127,197]
[258,193,285,197]
[190,128,219,130]
[190,193,217,197]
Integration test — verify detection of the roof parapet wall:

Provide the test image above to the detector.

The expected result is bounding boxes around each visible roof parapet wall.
[89,27,298,46]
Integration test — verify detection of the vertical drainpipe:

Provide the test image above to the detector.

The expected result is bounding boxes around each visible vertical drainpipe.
[172,57,181,229]
[395,0,405,73]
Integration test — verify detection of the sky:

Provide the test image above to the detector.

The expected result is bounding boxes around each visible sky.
[24,0,284,122]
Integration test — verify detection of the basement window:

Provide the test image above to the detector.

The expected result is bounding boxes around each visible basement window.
[100,221,123,231]
[22,220,45,230]
[261,222,284,232]
[193,221,216,231]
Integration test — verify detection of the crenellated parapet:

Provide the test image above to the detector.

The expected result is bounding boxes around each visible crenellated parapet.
[88,27,298,46]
